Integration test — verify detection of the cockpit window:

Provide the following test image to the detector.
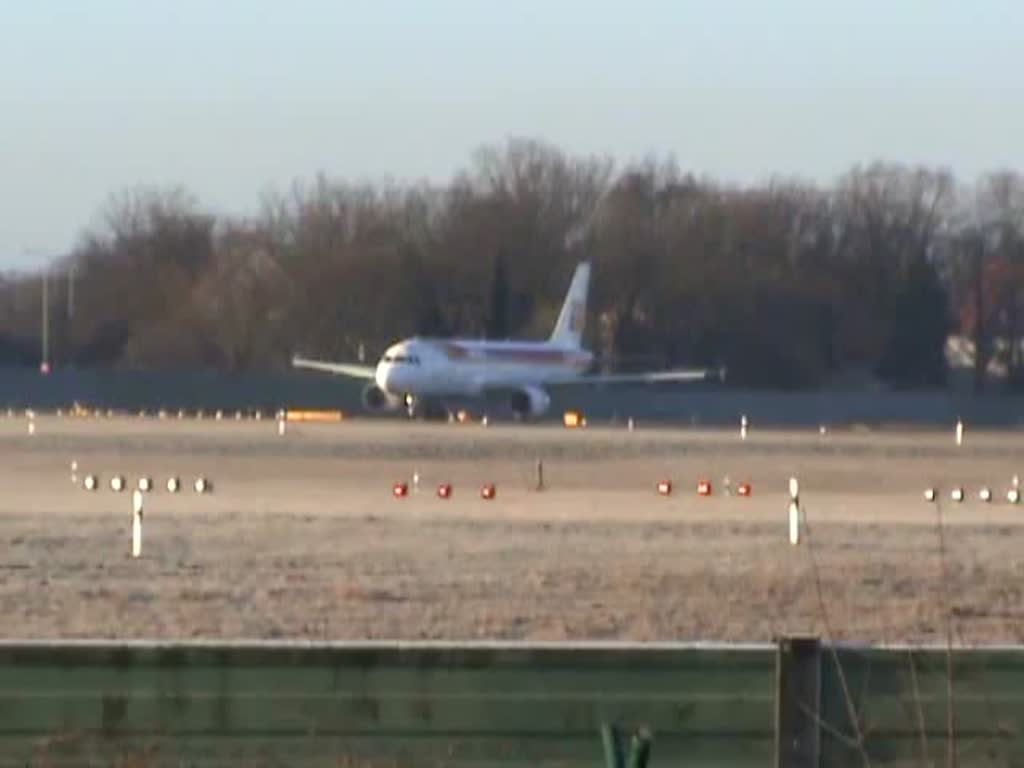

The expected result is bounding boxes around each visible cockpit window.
[382,354,420,365]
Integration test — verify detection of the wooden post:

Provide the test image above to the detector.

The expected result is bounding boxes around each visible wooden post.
[776,636,821,768]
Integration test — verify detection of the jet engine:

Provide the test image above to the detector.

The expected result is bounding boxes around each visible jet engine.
[361,383,402,412]
[509,385,551,419]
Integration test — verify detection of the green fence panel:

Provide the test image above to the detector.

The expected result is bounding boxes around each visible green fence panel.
[0,641,777,767]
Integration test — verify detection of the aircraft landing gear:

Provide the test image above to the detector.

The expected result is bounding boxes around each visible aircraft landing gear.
[403,395,449,421]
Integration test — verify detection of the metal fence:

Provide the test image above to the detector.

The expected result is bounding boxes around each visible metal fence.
[0,638,1020,767]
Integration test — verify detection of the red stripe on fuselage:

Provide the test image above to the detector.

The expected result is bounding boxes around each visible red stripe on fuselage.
[442,343,588,366]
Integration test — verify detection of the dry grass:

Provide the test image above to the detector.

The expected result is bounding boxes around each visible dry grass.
[1,417,1023,643]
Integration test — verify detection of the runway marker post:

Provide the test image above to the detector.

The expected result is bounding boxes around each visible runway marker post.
[131,489,143,558]
[740,415,748,441]
[788,477,800,546]
[956,418,964,447]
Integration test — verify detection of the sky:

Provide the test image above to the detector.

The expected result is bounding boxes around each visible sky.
[1,0,1022,269]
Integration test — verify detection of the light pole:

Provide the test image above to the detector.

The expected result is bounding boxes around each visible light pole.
[23,248,50,374]
[41,269,49,373]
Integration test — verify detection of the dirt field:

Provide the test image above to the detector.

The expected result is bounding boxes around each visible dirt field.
[1,413,1023,644]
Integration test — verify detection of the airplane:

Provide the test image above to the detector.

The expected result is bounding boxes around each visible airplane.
[291,261,723,420]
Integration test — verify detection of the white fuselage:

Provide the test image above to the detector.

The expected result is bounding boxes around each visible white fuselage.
[374,337,593,399]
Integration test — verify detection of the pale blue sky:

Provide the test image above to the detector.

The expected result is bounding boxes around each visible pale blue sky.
[2,0,1022,268]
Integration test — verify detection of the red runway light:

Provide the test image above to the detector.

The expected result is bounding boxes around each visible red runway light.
[737,482,752,497]
[393,482,408,498]
[480,483,496,500]
[697,480,712,497]
[437,483,452,499]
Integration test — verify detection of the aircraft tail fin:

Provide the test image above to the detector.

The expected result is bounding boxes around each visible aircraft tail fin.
[549,261,590,349]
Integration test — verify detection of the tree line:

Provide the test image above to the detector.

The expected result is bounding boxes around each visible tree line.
[2,138,1022,391]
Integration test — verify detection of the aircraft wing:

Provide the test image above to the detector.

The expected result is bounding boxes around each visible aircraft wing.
[291,356,376,379]
[547,366,726,387]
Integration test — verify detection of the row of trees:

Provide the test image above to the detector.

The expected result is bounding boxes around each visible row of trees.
[2,139,1023,390]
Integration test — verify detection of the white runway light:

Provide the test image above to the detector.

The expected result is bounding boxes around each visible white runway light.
[924,488,937,502]
[137,476,153,493]
[956,419,964,447]
[950,487,964,503]
[979,487,992,503]
[194,477,211,494]
[740,414,748,441]
[131,489,143,558]
[1009,488,1021,505]
[83,474,98,491]
[110,475,125,493]
[166,476,180,493]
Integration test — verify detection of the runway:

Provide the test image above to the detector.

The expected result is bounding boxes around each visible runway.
[1,414,1023,644]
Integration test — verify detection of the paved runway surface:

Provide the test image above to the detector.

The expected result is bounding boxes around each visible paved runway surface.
[1,414,1023,643]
